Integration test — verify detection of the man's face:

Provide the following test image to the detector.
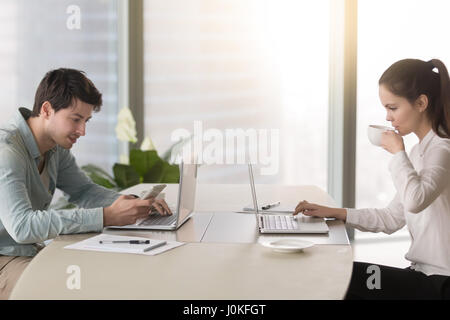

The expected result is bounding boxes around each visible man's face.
[45,99,93,149]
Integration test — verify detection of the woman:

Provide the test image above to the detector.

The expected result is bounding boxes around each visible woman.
[294,58,450,300]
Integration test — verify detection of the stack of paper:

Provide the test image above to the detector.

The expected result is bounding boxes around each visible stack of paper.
[64,234,184,256]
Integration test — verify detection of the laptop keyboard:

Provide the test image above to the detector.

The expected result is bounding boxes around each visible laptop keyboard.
[138,206,177,226]
[139,214,177,226]
[261,215,298,230]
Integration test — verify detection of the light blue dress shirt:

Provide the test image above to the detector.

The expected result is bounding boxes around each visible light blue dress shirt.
[0,108,120,257]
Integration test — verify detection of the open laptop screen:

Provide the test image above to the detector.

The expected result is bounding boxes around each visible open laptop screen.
[248,164,260,214]
[176,163,197,224]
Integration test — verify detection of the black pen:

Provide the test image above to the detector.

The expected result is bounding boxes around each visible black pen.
[99,240,150,244]
[262,201,281,210]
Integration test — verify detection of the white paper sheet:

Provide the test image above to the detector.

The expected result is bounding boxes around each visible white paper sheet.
[64,234,185,256]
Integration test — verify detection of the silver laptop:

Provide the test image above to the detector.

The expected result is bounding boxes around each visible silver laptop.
[107,162,197,230]
[248,164,329,234]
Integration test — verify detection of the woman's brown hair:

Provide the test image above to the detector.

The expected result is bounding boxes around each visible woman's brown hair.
[379,58,450,138]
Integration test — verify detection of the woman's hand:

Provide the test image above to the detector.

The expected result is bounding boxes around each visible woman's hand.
[381,130,405,154]
[293,200,347,221]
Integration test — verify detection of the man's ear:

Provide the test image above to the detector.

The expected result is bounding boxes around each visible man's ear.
[40,101,54,119]
[415,94,429,113]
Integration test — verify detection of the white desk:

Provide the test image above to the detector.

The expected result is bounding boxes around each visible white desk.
[10,184,353,300]
[106,183,349,245]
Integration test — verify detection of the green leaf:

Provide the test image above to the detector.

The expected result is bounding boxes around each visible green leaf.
[113,164,140,189]
[129,150,160,177]
[142,159,165,183]
[160,163,180,183]
[81,164,117,189]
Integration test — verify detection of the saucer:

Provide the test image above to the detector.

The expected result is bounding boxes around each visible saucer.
[259,238,315,253]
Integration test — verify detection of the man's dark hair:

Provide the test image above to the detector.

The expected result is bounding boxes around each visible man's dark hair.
[31,68,102,117]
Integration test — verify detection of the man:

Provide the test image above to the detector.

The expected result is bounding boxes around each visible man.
[0,68,170,299]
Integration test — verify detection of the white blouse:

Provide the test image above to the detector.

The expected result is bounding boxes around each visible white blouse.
[346,129,450,276]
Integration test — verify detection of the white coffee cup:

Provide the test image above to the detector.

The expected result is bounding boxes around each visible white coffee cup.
[367,125,395,146]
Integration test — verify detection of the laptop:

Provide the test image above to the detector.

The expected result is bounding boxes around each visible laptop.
[107,162,197,230]
[248,164,329,234]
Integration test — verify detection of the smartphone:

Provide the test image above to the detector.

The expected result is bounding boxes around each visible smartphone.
[140,184,167,200]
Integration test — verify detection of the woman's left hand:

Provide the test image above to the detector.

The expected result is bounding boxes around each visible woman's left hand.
[381,130,405,154]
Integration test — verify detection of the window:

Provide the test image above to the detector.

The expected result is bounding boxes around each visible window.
[0,0,119,172]
[143,0,330,186]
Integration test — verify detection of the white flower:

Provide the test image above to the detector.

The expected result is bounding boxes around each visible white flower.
[115,107,137,143]
[140,137,155,151]
[119,153,129,165]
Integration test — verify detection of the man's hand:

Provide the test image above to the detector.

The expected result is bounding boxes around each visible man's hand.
[293,200,347,221]
[150,198,172,216]
[381,130,405,154]
[103,195,154,227]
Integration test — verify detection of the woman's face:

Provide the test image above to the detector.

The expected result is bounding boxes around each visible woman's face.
[378,84,426,136]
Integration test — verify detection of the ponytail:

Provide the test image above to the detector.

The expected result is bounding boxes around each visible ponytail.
[429,59,450,138]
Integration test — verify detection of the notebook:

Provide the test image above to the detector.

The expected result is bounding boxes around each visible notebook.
[248,164,329,234]
[107,161,197,231]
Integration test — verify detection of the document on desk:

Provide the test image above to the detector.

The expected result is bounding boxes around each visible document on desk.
[64,234,185,256]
